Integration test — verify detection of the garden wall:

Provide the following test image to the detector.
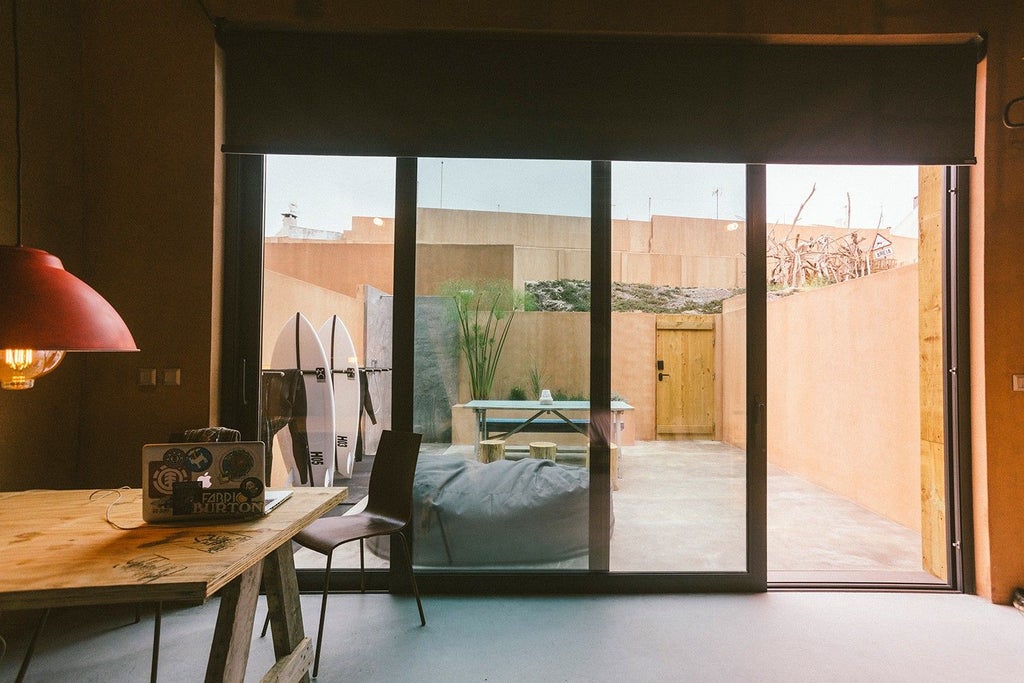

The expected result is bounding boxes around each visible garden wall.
[722,265,923,531]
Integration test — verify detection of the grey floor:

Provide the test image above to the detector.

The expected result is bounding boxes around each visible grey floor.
[3,441,989,681]
[2,591,1021,681]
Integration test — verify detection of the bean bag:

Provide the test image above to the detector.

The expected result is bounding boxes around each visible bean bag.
[368,455,611,566]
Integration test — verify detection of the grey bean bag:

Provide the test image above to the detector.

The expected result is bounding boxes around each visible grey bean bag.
[368,455,610,566]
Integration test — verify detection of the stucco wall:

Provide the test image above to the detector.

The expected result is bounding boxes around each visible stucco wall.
[723,266,923,531]
[263,241,393,298]
[261,269,364,367]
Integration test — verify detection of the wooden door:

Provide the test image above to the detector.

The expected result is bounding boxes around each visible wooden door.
[656,315,715,438]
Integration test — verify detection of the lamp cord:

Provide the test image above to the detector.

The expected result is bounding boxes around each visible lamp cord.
[12,0,22,247]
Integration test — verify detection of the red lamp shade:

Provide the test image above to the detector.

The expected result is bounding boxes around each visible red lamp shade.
[0,245,137,388]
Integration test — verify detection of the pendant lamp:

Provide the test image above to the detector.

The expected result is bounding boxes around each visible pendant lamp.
[0,1,137,390]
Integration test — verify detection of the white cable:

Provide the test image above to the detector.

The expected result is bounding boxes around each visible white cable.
[89,487,145,530]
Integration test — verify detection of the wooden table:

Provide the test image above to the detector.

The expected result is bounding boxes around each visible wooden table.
[0,487,346,682]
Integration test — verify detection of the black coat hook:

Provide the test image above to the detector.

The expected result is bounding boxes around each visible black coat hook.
[1003,95,1024,129]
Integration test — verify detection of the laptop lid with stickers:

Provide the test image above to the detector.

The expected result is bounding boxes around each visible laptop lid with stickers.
[142,441,284,522]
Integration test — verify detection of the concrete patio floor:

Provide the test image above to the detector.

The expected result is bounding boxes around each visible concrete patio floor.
[300,440,940,585]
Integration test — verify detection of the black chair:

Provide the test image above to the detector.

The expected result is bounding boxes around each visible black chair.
[270,430,426,678]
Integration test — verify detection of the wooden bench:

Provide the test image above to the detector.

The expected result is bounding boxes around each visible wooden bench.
[485,417,588,438]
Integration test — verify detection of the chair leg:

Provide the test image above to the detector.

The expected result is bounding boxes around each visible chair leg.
[359,538,365,593]
[15,607,49,683]
[151,602,162,683]
[432,505,454,565]
[312,551,334,679]
[395,532,426,627]
[260,609,271,638]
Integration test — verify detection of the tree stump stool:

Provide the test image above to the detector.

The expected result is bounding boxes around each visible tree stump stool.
[584,444,619,490]
[529,441,557,460]
[479,439,505,463]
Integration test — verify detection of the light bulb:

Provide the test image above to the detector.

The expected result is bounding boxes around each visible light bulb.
[0,348,66,390]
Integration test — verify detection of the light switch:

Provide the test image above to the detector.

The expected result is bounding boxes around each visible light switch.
[138,368,157,387]
[1013,375,1024,392]
[162,368,181,386]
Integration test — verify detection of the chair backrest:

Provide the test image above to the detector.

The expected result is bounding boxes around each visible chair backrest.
[365,430,423,524]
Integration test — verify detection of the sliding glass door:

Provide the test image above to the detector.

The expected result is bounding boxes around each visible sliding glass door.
[411,158,593,570]
[764,165,961,587]
[225,155,966,592]
[608,161,749,573]
[259,154,396,572]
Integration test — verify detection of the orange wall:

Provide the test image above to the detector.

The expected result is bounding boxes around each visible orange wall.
[261,270,364,368]
[264,241,393,298]
[723,267,923,530]
[770,266,922,531]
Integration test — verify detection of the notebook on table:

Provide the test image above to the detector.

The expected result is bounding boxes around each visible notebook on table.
[142,441,292,522]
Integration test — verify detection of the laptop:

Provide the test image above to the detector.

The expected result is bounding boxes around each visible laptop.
[142,441,292,522]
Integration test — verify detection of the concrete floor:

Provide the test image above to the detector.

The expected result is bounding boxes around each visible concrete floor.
[0,442,998,681]
[2,591,1020,681]
[312,440,938,583]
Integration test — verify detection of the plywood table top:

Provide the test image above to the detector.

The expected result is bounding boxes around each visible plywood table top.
[0,487,346,611]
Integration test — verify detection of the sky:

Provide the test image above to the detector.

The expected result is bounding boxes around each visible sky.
[265,156,920,238]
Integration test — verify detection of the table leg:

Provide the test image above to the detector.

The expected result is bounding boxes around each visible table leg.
[473,409,485,459]
[14,607,49,683]
[262,542,313,683]
[206,561,262,683]
[612,410,623,482]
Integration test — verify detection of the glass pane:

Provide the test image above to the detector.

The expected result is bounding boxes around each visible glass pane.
[261,155,397,571]
[609,161,747,572]
[765,164,947,584]
[415,158,591,570]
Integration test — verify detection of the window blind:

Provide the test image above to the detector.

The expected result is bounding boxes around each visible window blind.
[220,30,979,165]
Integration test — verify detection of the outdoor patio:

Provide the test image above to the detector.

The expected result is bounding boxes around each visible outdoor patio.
[296,440,939,585]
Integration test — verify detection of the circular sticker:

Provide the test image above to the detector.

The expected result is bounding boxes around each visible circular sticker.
[151,465,188,496]
[162,448,186,468]
[185,447,213,473]
[221,448,255,480]
[239,477,264,500]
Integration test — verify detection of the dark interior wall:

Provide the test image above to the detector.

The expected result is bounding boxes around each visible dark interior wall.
[74,1,219,488]
[0,0,217,490]
[0,0,1022,602]
[0,1,84,489]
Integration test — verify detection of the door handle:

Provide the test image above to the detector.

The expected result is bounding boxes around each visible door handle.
[658,372,670,381]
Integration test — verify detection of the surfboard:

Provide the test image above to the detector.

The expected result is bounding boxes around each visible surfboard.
[270,312,337,487]
[318,315,361,479]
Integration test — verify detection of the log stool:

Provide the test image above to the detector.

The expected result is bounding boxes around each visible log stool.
[584,444,619,490]
[529,441,557,460]
[478,439,505,463]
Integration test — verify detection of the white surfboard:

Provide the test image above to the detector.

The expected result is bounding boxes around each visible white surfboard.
[270,312,337,487]
[319,315,361,479]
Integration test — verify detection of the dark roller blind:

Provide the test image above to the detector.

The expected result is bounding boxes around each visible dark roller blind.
[220,30,979,165]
